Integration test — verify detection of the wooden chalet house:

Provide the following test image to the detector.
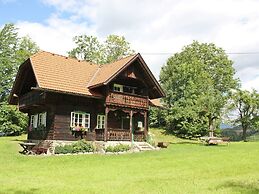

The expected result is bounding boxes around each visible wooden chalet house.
[9,51,165,142]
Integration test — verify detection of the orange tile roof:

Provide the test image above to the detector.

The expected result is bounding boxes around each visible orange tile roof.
[29,51,138,97]
[88,54,137,87]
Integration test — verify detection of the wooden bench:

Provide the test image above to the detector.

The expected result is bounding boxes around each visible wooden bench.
[31,141,52,154]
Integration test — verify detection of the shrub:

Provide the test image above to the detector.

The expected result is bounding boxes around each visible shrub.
[105,144,130,153]
[54,140,94,154]
[0,103,28,135]
[146,133,155,146]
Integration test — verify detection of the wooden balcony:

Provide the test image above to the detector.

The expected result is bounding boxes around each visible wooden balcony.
[106,92,148,109]
[19,91,45,109]
[95,128,145,141]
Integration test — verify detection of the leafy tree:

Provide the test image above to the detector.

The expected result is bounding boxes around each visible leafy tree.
[149,107,166,127]
[0,24,19,102]
[104,35,134,63]
[160,41,237,138]
[0,24,39,101]
[68,35,104,64]
[0,23,39,135]
[229,89,259,141]
[68,34,134,64]
[0,102,28,135]
[16,36,40,65]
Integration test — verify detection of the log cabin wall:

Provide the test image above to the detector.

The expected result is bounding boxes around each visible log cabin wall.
[46,92,105,141]
[27,104,55,140]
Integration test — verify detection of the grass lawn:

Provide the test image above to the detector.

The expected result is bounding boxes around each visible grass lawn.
[1,131,259,194]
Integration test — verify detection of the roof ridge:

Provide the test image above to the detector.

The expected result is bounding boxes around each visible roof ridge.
[87,66,102,87]
[31,50,98,66]
[99,53,138,67]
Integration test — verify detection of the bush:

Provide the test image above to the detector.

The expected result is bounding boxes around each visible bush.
[0,103,28,135]
[55,140,94,154]
[105,144,131,153]
[146,133,155,146]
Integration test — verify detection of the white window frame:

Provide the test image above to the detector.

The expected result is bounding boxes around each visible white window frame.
[38,112,47,127]
[97,115,105,129]
[70,112,90,129]
[113,84,123,92]
[30,114,38,128]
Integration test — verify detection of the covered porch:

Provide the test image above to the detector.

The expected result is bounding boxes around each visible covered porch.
[95,107,148,142]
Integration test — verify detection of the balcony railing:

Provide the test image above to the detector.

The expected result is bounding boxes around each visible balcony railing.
[106,92,148,109]
[19,91,44,109]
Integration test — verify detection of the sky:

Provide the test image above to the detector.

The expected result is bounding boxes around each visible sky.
[1,0,259,91]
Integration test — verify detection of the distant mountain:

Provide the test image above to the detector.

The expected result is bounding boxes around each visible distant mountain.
[220,123,234,129]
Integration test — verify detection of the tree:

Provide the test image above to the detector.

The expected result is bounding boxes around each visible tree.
[229,89,259,141]
[104,35,134,63]
[0,23,39,135]
[160,41,237,138]
[149,107,166,128]
[0,24,39,101]
[68,34,134,64]
[0,23,19,102]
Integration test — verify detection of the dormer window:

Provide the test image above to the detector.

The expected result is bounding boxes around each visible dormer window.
[113,84,123,92]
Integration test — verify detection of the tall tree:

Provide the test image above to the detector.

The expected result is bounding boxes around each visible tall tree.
[0,23,39,135]
[68,34,134,64]
[0,24,19,102]
[229,89,259,141]
[0,24,39,101]
[104,35,134,63]
[68,35,104,64]
[160,41,237,138]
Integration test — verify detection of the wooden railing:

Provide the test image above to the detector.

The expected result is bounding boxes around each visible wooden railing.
[108,129,130,141]
[134,131,145,142]
[95,128,145,141]
[106,92,148,109]
[19,91,44,109]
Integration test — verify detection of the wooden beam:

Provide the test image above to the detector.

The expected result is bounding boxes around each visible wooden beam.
[104,107,109,141]
[144,111,148,140]
[130,110,133,142]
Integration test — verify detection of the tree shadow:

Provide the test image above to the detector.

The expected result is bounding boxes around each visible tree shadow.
[0,188,39,194]
[217,180,259,194]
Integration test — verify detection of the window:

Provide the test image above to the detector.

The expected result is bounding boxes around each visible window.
[113,84,123,92]
[30,114,38,128]
[30,112,47,129]
[70,112,90,128]
[38,112,47,127]
[97,115,105,129]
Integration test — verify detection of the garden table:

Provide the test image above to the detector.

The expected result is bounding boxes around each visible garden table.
[19,142,36,154]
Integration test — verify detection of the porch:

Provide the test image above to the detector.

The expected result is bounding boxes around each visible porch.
[95,128,145,141]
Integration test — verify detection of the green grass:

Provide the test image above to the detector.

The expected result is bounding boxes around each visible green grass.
[1,131,259,194]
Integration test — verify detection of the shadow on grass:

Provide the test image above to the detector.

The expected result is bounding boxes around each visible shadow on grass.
[217,180,259,194]
[0,188,39,194]
[11,139,26,142]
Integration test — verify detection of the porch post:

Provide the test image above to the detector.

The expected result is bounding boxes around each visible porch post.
[104,107,109,142]
[144,110,148,140]
[130,110,133,142]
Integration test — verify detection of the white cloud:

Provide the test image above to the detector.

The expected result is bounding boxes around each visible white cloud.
[15,0,259,91]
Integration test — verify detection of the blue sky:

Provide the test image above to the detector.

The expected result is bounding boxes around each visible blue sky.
[0,0,54,24]
[1,0,259,91]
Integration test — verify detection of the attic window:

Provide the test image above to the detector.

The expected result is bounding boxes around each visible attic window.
[113,84,123,92]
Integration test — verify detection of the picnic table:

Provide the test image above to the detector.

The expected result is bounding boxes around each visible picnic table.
[19,142,36,154]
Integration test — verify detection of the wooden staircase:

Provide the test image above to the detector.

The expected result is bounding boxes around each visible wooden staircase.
[134,142,155,151]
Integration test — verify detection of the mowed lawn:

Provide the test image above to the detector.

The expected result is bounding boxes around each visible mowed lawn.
[0,133,259,194]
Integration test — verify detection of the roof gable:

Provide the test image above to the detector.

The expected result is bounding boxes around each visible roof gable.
[9,51,164,103]
[88,53,165,98]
